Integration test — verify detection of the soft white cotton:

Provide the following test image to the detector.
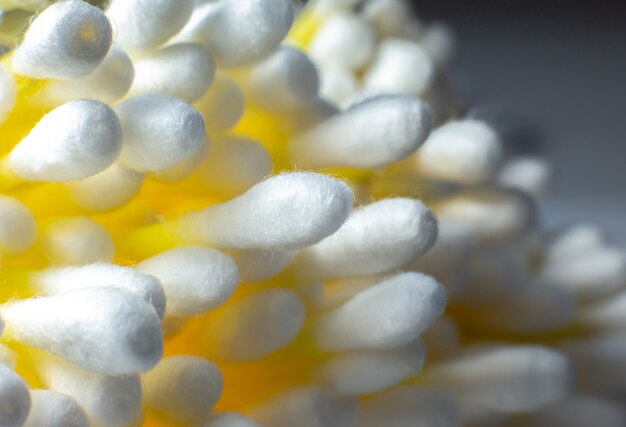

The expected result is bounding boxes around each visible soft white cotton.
[201,289,305,362]
[358,387,459,427]
[143,356,223,425]
[0,66,16,123]
[318,65,358,107]
[309,14,376,70]
[314,272,447,351]
[308,0,360,15]
[24,390,89,427]
[294,198,437,280]
[246,46,319,112]
[66,163,144,212]
[204,413,260,427]
[12,0,112,79]
[498,156,552,198]
[106,0,194,54]
[1,287,163,375]
[0,195,36,255]
[0,363,30,427]
[39,356,141,427]
[9,100,123,181]
[290,97,340,132]
[320,341,425,395]
[31,263,167,320]
[251,387,357,427]
[417,120,503,184]
[42,217,114,265]
[232,249,296,283]
[199,136,272,197]
[291,95,432,168]
[180,172,353,250]
[153,138,210,183]
[195,73,245,132]
[364,39,435,96]
[578,290,626,330]
[116,94,205,172]
[173,0,294,67]
[129,43,214,103]
[420,23,456,67]
[363,0,410,37]
[545,224,606,263]
[137,246,238,318]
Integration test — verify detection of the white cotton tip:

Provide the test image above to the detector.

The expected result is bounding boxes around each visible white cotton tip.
[297,276,385,313]
[204,412,260,427]
[181,172,353,250]
[106,0,194,54]
[0,195,36,255]
[435,189,534,245]
[314,272,446,351]
[136,246,238,318]
[318,65,358,107]
[498,156,551,198]
[232,249,296,283]
[116,94,205,172]
[42,217,114,265]
[362,0,410,37]
[577,291,626,330]
[542,248,626,301]
[143,356,223,425]
[31,263,166,320]
[44,45,135,104]
[24,390,89,427]
[66,163,144,212]
[39,356,141,427]
[421,23,456,67]
[251,387,357,427]
[309,14,376,70]
[289,98,340,133]
[173,0,294,68]
[294,198,438,281]
[309,0,360,15]
[421,346,572,415]
[1,287,163,375]
[416,120,503,185]
[153,138,209,183]
[507,395,626,427]
[0,66,16,123]
[201,289,305,362]
[9,100,123,182]
[291,95,432,168]
[195,74,245,132]
[0,363,30,427]
[12,1,112,79]
[246,46,319,112]
[320,341,425,396]
[545,224,606,263]
[364,39,435,96]
[358,387,459,427]
[129,43,214,103]
[198,136,271,198]
[421,317,460,361]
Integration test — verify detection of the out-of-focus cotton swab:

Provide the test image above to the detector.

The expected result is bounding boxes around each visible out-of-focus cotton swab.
[0,66,16,123]
[41,217,114,265]
[203,412,260,427]
[196,74,245,132]
[24,390,89,427]
[0,195,36,256]
[0,362,30,427]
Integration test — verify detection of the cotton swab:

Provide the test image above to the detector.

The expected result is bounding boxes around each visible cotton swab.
[362,0,411,37]
[0,195,36,255]
[5,99,123,183]
[290,95,432,168]
[293,198,437,280]
[12,0,112,79]
[41,217,114,265]
[319,340,425,395]
[177,172,353,250]
[357,386,459,427]
[364,39,435,96]
[545,224,606,263]
[318,64,358,107]
[106,0,195,54]
[250,386,357,427]
[115,94,206,173]
[415,119,503,185]
[195,73,245,132]
[38,355,142,427]
[173,0,294,68]
[246,46,320,112]
[0,362,30,427]
[313,272,446,351]
[24,390,89,427]
[420,23,456,67]
[129,43,215,103]
[66,163,144,212]
[136,246,238,318]
[143,356,223,425]
[0,65,16,123]
[577,291,626,330]
[30,263,167,320]
[199,289,305,362]
[154,140,209,183]
[1,287,163,375]
[232,249,296,283]
[498,156,552,199]
[203,412,260,427]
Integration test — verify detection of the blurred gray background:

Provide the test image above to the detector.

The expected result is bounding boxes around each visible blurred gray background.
[417,0,626,245]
